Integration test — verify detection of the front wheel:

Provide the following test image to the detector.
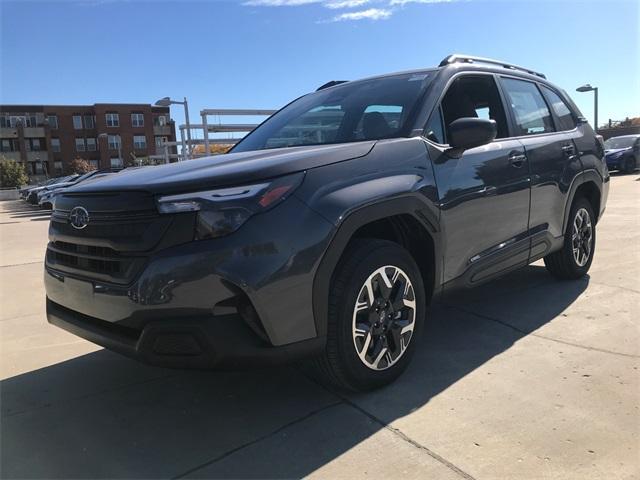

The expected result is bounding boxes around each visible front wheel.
[622,156,636,174]
[314,239,425,391]
[544,197,596,280]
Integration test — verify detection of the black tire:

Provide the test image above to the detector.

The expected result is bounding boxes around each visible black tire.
[313,239,425,391]
[544,197,596,280]
[623,156,636,174]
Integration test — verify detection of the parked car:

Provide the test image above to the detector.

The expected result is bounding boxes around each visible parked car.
[21,175,78,200]
[45,54,608,391]
[38,170,117,209]
[604,134,640,173]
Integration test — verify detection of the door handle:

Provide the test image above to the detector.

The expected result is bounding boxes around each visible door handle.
[509,153,527,168]
[561,144,575,155]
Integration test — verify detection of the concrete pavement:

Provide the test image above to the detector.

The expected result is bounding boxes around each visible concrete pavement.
[1,173,638,479]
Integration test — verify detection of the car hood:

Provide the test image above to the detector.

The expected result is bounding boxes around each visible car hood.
[605,147,631,156]
[65,142,376,195]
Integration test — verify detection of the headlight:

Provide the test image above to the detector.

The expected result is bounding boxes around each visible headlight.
[156,172,305,239]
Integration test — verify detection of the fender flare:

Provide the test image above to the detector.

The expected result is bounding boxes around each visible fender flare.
[562,169,603,234]
[311,195,441,338]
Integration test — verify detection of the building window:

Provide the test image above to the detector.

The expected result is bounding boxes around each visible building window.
[86,138,97,151]
[75,138,86,152]
[154,115,168,126]
[110,157,123,168]
[73,115,83,130]
[54,161,63,175]
[155,136,168,147]
[51,138,61,152]
[47,115,58,129]
[108,134,121,150]
[25,138,42,151]
[133,135,146,150]
[1,139,17,152]
[89,159,99,169]
[84,115,95,129]
[26,114,38,128]
[106,113,120,127]
[131,113,144,127]
[0,115,9,128]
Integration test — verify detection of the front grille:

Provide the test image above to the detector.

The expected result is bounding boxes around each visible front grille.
[47,192,197,284]
[47,240,139,282]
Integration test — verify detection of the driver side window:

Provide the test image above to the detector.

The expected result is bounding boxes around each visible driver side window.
[425,75,509,144]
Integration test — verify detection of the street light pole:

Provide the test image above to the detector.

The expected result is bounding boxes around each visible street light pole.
[593,87,598,133]
[155,96,191,161]
[576,84,599,132]
[183,97,192,161]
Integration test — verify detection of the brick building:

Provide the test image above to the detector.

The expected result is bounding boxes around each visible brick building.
[0,104,177,180]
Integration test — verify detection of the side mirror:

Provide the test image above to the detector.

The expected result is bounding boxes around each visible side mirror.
[447,118,497,157]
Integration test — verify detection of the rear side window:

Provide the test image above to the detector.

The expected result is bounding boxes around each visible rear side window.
[541,86,576,131]
[500,78,554,136]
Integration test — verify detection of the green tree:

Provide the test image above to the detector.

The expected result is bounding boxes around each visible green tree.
[65,158,96,175]
[0,157,29,188]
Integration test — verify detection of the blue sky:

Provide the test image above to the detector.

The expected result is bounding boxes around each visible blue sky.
[1,0,638,137]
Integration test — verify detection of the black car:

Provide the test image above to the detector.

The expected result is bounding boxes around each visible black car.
[45,54,609,391]
[604,134,639,173]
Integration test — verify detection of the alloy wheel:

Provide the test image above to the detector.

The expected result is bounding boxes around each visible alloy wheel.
[572,208,593,267]
[352,265,416,371]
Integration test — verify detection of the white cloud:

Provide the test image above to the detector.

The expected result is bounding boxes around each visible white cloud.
[325,0,370,8]
[330,7,392,20]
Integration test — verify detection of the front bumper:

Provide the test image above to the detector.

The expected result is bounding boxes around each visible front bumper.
[44,195,335,368]
[47,298,323,369]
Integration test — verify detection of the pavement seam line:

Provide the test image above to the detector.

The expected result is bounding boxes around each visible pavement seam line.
[445,304,640,359]
[171,400,344,479]
[301,372,477,480]
[0,260,43,268]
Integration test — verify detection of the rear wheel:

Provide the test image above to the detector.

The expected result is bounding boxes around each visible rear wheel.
[314,239,425,391]
[544,197,596,280]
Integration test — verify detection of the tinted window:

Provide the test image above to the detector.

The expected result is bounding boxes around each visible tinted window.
[232,72,433,152]
[541,86,576,131]
[437,75,509,141]
[604,137,637,149]
[500,78,554,135]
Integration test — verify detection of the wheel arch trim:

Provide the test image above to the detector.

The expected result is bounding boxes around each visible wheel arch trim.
[312,196,441,338]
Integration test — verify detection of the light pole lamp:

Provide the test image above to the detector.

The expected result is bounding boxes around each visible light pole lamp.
[576,84,598,132]
[155,96,191,160]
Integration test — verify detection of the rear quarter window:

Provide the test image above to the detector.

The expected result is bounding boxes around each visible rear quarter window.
[541,86,577,131]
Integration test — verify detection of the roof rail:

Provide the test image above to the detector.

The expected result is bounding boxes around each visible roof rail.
[316,80,348,91]
[439,54,546,79]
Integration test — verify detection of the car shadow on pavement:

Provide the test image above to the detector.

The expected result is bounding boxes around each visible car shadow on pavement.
[0,265,588,479]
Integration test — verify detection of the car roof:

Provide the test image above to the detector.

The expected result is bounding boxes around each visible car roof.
[607,134,640,139]
[317,54,551,93]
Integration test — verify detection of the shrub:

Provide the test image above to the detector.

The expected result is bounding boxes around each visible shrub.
[0,157,29,188]
[65,158,96,175]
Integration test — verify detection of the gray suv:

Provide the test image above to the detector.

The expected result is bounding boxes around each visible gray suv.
[45,54,609,391]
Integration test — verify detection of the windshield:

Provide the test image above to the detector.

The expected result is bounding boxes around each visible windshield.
[605,137,636,149]
[232,71,433,152]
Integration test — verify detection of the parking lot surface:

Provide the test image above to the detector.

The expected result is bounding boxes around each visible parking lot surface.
[1,173,639,479]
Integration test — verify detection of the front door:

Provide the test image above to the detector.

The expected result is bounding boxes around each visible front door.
[424,74,531,286]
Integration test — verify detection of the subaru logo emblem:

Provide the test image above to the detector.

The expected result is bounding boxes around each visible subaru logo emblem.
[69,206,90,230]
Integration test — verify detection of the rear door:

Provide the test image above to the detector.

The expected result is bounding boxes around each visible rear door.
[498,77,582,260]
[424,74,531,286]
